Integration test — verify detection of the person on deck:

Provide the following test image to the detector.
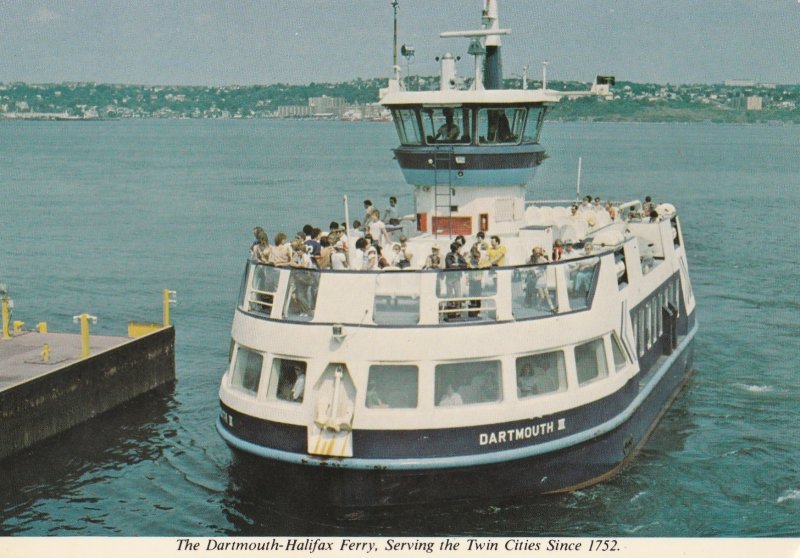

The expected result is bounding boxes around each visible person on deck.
[486,236,506,267]
[251,228,271,263]
[383,196,400,226]
[367,208,393,248]
[331,240,348,270]
[423,243,443,269]
[269,232,292,266]
[396,235,413,269]
[435,109,460,142]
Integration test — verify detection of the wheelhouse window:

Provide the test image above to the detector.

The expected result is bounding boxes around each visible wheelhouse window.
[421,107,471,144]
[522,106,545,143]
[477,107,525,144]
[266,358,307,403]
[516,350,567,398]
[230,346,263,395]
[392,109,423,145]
[435,360,501,406]
[366,365,418,409]
[575,338,609,385]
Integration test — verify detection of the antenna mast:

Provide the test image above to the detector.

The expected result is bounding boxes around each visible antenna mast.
[392,1,399,69]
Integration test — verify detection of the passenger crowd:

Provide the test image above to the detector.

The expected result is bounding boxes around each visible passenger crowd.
[249,194,656,273]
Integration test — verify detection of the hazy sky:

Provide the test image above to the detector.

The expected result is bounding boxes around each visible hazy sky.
[1,0,798,86]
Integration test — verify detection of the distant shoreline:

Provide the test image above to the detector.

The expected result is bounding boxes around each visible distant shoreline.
[2,79,798,124]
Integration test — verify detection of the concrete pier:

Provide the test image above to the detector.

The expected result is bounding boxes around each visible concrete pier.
[0,327,175,460]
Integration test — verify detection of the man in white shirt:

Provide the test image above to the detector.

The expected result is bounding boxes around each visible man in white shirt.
[439,384,463,406]
[331,241,348,270]
[291,368,305,402]
[367,209,393,248]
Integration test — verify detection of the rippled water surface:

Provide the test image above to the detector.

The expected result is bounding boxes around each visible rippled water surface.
[1,120,798,536]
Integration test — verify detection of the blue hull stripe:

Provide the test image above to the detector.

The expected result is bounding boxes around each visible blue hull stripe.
[400,167,537,186]
[218,322,698,471]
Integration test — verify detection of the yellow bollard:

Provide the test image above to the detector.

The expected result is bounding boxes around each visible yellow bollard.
[1,297,10,340]
[72,313,97,358]
[163,289,177,327]
[13,321,25,333]
[41,344,50,363]
[37,322,48,334]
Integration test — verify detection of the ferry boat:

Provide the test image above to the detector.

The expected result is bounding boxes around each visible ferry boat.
[217,1,697,505]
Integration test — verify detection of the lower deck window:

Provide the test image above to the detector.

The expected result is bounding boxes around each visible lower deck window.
[575,338,609,385]
[516,350,567,398]
[267,358,307,403]
[231,346,263,394]
[366,365,418,408]
[435,360,501,406]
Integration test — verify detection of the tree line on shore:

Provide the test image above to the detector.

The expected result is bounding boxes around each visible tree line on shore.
[1,78,798,123]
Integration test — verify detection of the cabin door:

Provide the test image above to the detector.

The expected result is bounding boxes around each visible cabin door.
[307,363,356,457]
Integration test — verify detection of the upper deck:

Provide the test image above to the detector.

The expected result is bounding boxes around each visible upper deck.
[237,209,686,329]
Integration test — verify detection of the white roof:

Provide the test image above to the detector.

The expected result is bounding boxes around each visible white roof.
[380,88,562,106]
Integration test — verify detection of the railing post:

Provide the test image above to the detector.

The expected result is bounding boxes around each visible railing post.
[73,313,98,358]
[1,297,11,340]
[163,289,177,327]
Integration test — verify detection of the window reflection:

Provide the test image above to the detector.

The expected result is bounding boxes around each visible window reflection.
[478,108,525,144]
[421,107,471,144]
[392,109,423,145]
[435,268,496,323]
[435,360,501,406]
[373,272,421,325]
[516,351,567,398]
[282,269,319,321]
[575,338,609,385]
[567,255,599,311]
[267,358,306,403]
[249,264,280,314]
[513,264,557,318]
[231,346,263,395]
[366,365,418,409]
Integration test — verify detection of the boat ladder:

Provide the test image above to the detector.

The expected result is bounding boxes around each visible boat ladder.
[432,146,454,238]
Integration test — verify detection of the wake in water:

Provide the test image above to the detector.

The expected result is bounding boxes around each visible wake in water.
[776,489,800,504]
[732,383,774,393]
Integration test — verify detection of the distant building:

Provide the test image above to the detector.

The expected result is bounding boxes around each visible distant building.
[308,95,345,116]
[724,80,756,87]
[276,105,313,118]
[746,96,763,111]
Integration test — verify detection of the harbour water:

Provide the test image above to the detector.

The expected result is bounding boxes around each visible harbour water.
[0,119,798,536]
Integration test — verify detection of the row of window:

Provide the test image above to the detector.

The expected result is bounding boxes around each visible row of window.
[631,277,681,357]
[242,257,601,325]
[227,333,630,410]
[392,106,545,146]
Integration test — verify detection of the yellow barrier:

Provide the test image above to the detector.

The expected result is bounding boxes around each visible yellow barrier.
[1,297,10,340]
[127,322,162,338]
[163,289,177,327]
[37,322,48,333]
[72,313,97,358]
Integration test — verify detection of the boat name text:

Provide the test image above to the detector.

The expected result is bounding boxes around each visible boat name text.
[479,418,566,446]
